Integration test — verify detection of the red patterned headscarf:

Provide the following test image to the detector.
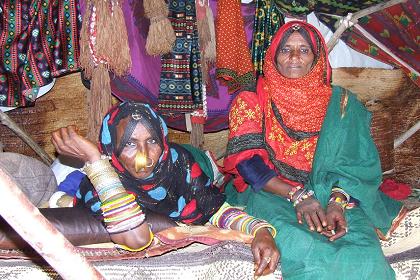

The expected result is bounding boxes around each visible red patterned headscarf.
[260,20,332,133]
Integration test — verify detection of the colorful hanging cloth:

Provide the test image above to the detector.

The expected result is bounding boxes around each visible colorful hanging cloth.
[110,0,256,132]
[252,0,285,78]
[216,0,256,93]
[341,0,419,86]
[0,0,81,107]
[157,0,203,114]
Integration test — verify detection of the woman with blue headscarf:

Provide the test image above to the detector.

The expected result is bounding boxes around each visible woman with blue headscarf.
[52,101,280,277]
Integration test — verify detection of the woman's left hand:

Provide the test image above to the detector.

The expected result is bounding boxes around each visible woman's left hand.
[252,228,280,277]
[321,203,347,241]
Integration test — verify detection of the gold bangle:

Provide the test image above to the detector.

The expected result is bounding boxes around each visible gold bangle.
[116,228,154,252]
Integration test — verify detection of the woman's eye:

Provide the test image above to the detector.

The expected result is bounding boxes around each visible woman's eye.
[125,141,136,147]
[301,48,309,54]
[281,48,290,53]
[147,138,157,144]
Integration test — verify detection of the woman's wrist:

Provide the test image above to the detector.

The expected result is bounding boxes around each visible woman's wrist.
[328,196,347,212]
[264,177,295,198]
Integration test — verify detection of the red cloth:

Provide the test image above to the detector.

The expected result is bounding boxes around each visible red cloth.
[379,179,412,200]
[215,0,255,93]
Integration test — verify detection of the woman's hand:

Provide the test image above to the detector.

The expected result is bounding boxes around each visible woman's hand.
[294,197,327,232]
[252,228,280,277]
[321,203,347,241]
[51,125,101,163]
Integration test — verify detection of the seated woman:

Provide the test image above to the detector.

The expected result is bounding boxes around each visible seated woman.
[223,21,418,279]
[51,101,279,277]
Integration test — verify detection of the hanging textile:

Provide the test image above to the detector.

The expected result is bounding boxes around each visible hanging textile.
[341,0,419,86]
[252,0,285,77]
[216,0,256,93]
[0,0,81,107]
[109,0,256,132]
[157,0,203,114]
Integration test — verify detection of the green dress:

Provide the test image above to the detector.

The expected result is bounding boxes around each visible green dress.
[225,86,402,280]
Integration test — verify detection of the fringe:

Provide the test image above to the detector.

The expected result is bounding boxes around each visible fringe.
[143,0,175,56]
[80,0,131,140]
[79,2,93,79]
[88,63,112,141]
[109,1,131,76]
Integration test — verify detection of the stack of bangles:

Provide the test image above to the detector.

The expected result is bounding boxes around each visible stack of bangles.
[209,203,277,237]
[287,185,314,207]
[328,187,355,211]
[83,157,153,252]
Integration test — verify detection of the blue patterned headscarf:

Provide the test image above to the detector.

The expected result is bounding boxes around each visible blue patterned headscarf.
[80,101,225,225]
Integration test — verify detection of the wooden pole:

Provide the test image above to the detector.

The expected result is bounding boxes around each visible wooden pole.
[327,0,407,51]
[0,167,104,280]
[0,110,53,165]
[394,120,420,148]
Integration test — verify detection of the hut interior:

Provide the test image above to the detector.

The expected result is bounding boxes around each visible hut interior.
[0,0,419,279]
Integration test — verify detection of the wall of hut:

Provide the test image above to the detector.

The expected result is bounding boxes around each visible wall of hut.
[0,69,418,189]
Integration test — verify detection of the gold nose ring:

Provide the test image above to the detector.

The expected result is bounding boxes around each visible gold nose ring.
[135,152,154,172]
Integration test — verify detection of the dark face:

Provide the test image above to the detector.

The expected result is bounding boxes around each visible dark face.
[115,117,163,179]
[276,32,315,78]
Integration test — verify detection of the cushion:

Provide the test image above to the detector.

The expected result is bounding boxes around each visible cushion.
[0,153,57,207]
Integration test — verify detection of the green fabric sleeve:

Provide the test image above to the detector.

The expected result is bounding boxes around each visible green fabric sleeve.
[307,86,401,233]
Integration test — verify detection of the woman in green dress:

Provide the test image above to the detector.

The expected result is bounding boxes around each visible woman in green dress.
[223,20,405,279]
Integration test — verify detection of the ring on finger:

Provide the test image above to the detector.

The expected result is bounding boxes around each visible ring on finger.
[264,256,271,263]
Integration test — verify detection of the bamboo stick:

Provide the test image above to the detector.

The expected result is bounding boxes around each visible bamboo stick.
[327,0,408,51]
[394,120,420,148]
[0,110,53,165]
[0,167,104,280]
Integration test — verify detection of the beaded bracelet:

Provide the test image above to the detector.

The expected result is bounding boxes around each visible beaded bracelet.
[331,187,350,202]
[328,196,348,212]
[287,185,303,202]
[292,189,314,207]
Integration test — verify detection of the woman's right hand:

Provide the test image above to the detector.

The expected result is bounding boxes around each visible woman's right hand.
[294,197,327,232]
[51,125,101,163]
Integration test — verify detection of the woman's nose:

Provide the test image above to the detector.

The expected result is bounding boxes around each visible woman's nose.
[138,144,148,156]
[289,49,301,61]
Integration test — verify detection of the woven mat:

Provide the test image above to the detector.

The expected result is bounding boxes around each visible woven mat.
[0,241,283,280]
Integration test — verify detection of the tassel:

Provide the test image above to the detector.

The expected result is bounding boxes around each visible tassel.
[79,1,94,79]
[204,5,216,63]
[87,63,112,141]
[94,0,131,76]
[108,0,131,76]
[143,0,176,56]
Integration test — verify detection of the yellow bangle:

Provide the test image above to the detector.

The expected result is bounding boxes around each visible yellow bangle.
[116,229,154,252]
